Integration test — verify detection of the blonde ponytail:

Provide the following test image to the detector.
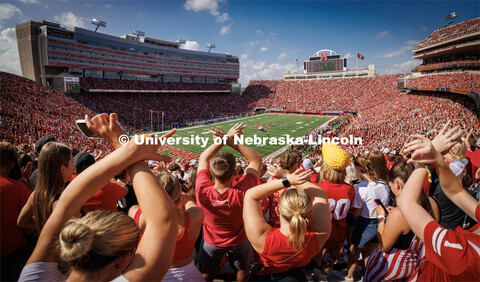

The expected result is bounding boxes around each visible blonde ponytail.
[278,188,312,250]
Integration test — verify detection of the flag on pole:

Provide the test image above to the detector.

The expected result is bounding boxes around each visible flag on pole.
[296,59,299,65]
[357,53,365,60]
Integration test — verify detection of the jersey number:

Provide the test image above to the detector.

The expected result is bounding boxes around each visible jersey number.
[327,198,351,220]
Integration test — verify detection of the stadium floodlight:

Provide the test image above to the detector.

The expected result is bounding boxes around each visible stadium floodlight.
[91,19,106,32]
[206,43,216,52]
[444,12,457,27]
[176,39,186,47]
[133,30,145,40]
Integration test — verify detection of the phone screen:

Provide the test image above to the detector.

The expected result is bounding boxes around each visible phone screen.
[374,199,389,215]
[76,120,100,138]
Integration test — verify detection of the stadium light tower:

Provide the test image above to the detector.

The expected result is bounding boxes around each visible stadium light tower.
[176,39,186,47]
[91,19,106,32]
[206,43,216,52]
[444,12,457,27]
[133,30,145,41]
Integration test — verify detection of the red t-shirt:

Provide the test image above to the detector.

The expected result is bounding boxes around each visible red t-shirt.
[0,176,30,255]
[415,205,480,281]
[387,161,394,170]
[316,180,355,248]
[195,169,257,247]
[82,182,127,212]
[259,228,320,274]
[268,188,288,228]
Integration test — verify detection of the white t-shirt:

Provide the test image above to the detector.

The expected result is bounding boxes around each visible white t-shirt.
[353,181,390,219]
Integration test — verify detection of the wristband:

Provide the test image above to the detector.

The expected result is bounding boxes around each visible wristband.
[377,215,386,220]
[282,177,291,188]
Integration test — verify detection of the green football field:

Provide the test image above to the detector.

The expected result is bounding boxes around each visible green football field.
[135,113,334,160]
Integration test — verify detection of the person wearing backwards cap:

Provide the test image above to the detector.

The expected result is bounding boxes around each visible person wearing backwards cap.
[314,143,355,276]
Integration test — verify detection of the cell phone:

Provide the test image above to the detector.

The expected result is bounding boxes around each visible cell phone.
[350,179,359,185]
[75,120,100,138]
[374,199,389,215]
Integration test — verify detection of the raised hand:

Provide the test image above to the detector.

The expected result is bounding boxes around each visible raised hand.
[267,164,287,179]
[86,113,126,149]
[404,135,443,165]
[208,126,227,140]
[287,168,313,186]
[227,123,247,139]
[126,133,174,163]
[431,120,464,155]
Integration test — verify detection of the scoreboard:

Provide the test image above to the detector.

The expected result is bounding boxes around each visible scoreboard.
[64,77,80,93]
[305,58,346,73]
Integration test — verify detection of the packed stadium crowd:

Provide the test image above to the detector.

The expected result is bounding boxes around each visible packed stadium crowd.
[413,17,480,50]
[406,73,480,91]
[0,72,111,153]
[413,59,480,72]
[1,110,479,281]
[81,77,231,91]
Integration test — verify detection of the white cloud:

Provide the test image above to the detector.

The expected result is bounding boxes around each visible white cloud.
[420,26,428,32]
[0,3,22,29]
[278,52,288,61]
[216,12,229,23]
[260,46,268,52]
[404,39,421,46]
[104,4,113,8]
[256,29,263,34]
[220,24,230,35]
[376,40,420,58]
[269,32,277,36]
[181,40,200,51]
[54,12,88,29]
[384,60,421,74]
[376,31,392,39]
[344,52,353,60]
[184,0,230,23]
[240,53,248,60]
[239,58,301,85]
[0,27,21,75]
[252,61,266,70]
[20,0,41,4]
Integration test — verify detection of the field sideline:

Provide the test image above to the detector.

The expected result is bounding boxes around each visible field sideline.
[134,113,334,159]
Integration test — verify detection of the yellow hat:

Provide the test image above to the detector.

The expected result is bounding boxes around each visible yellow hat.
[322,143,351,170]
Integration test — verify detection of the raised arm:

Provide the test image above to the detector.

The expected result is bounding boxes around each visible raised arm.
[122,161,178,281]
[88,113,179,280]
[227,125,262,178]
[27,142,147,264]
[243,168,312,252]
[396,165,432,242]
[405,134,478,222]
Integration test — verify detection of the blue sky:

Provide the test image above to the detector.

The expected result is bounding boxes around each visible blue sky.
[0,0,478,85]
